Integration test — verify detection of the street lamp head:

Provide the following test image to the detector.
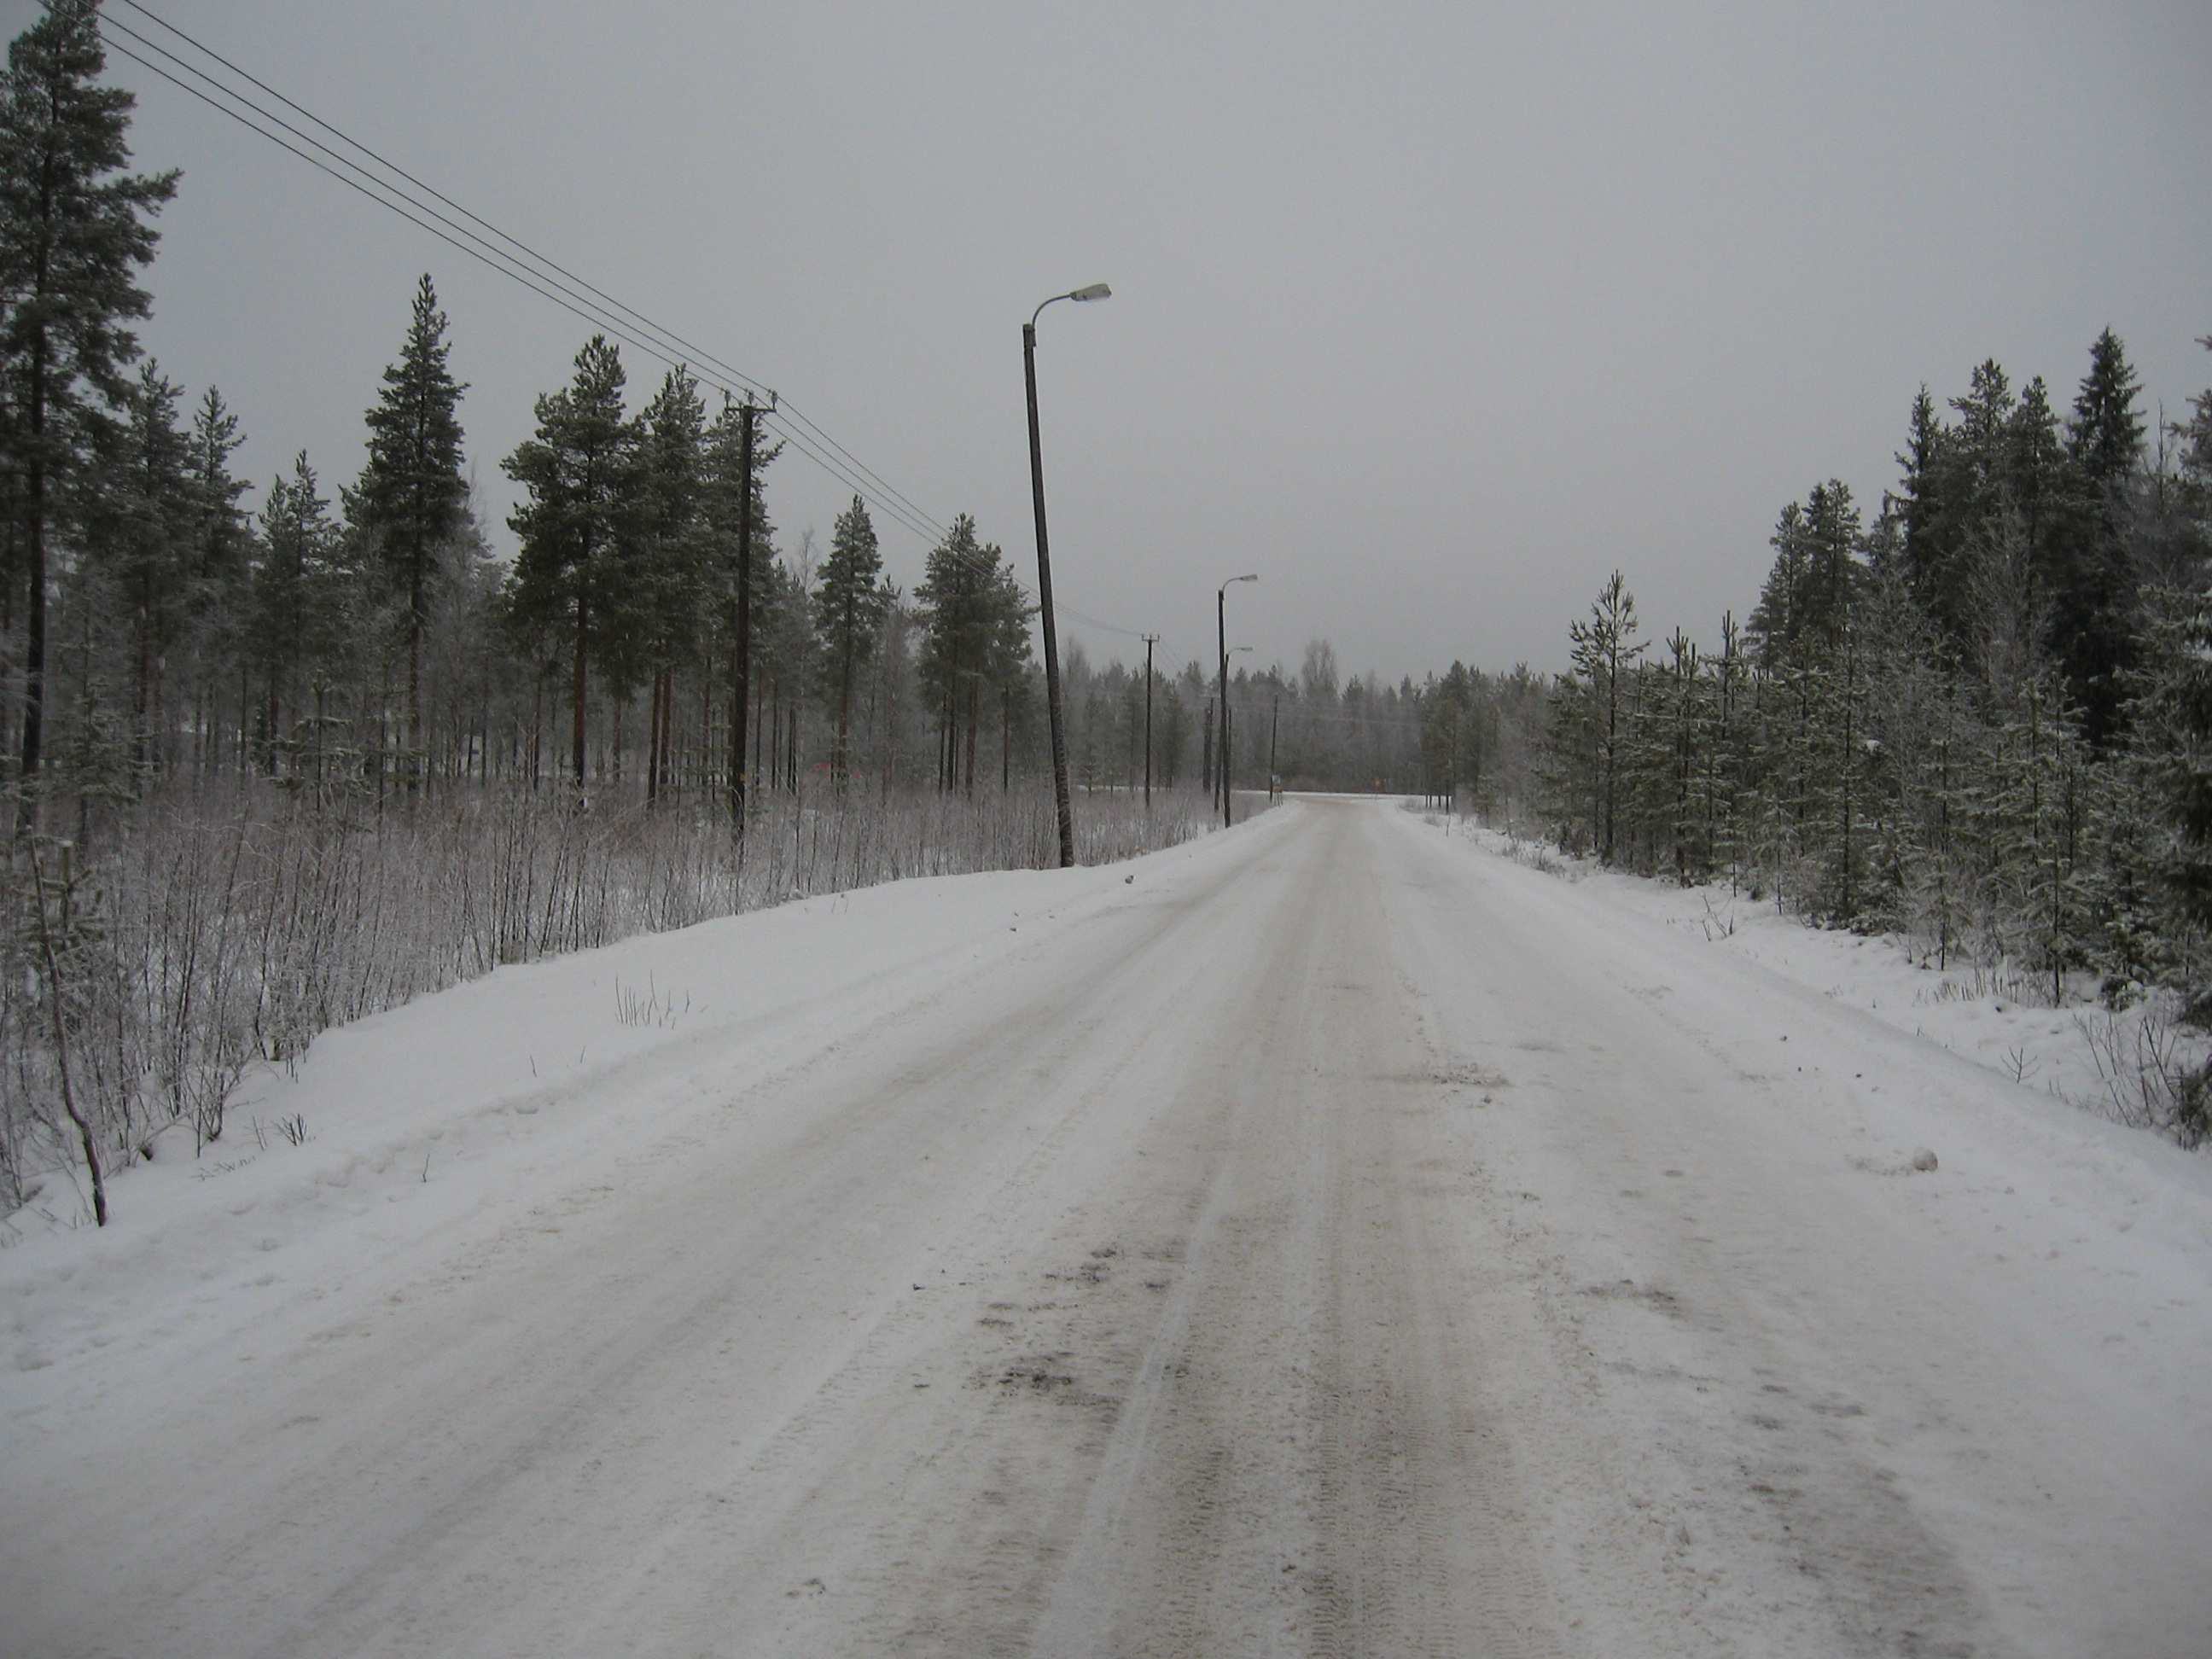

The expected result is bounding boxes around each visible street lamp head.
[1220,573,1259,592]
[1032,284,1113,329]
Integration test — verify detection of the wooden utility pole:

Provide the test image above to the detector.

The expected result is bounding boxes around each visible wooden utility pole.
[1141,633,1158,810]
[1269,694,1279,799]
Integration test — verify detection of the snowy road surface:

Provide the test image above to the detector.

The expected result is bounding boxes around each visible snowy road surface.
[6,797,2209,1656]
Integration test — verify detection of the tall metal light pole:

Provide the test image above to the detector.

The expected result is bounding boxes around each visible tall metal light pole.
[1140,632,1159,810]
[1217,574,1257,827]
[1024,282,1111,868]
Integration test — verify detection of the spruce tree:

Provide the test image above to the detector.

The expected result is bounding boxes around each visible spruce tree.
[2005,375,2072,609]
[2058,329,2146,747]
[0,0,178,824]
[357,275,467,789]
[1948,359,2016,505]
[1895,385,1959,631]
[183,386,249,771]
[1747,501,1811,667]
[2068,328,2146,503]
[2129,590,2212,945]
[1930,358,2017,648]
[2179,333,2212,505]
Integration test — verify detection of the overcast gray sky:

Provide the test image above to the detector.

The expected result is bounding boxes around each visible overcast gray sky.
[24,0,2212,683]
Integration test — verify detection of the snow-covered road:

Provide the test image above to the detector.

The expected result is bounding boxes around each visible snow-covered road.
[6,797,2209,1656]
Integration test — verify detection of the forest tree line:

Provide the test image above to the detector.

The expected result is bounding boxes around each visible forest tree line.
[1476,333,2212,1138]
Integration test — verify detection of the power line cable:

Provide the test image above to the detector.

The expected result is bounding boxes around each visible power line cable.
[113,0,775,407]
[123,0,956,545]
[105,5,1169,655]
[102,30,955,550]
[108,1,952,545]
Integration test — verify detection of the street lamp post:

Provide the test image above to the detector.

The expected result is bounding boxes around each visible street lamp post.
[1140,632,1159,811]
[1024,282,1111,869]
[1218,574,1257,827]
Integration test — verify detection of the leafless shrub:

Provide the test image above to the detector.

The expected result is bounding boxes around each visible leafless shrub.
[2,777,1215,1211]
[2074,1003,2210,1149]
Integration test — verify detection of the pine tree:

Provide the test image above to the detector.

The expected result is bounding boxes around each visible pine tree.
[1802,480,1861,651]
[982,557,1034,790]
[814,494,885,789]
[504,336,635,791]
[1566,569,1644,863]
[108,357,189,779]
[1708,612,1750,890]
[249,451,347,777]
[0,0,178,824]
[356,274,467,789]
[632,365,709,803]
[917,515,1028,796]
[702,394,780,803]
[183,384,248,772]
[1659,630,1705,883]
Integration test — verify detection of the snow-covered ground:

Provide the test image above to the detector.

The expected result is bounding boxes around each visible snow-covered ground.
[4,796,2208,1656]
[1451,810,2209,1150]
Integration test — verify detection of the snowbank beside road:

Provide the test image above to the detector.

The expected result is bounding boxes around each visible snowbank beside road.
[1,813,1294,1401]
[1421,808,2212,1155]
